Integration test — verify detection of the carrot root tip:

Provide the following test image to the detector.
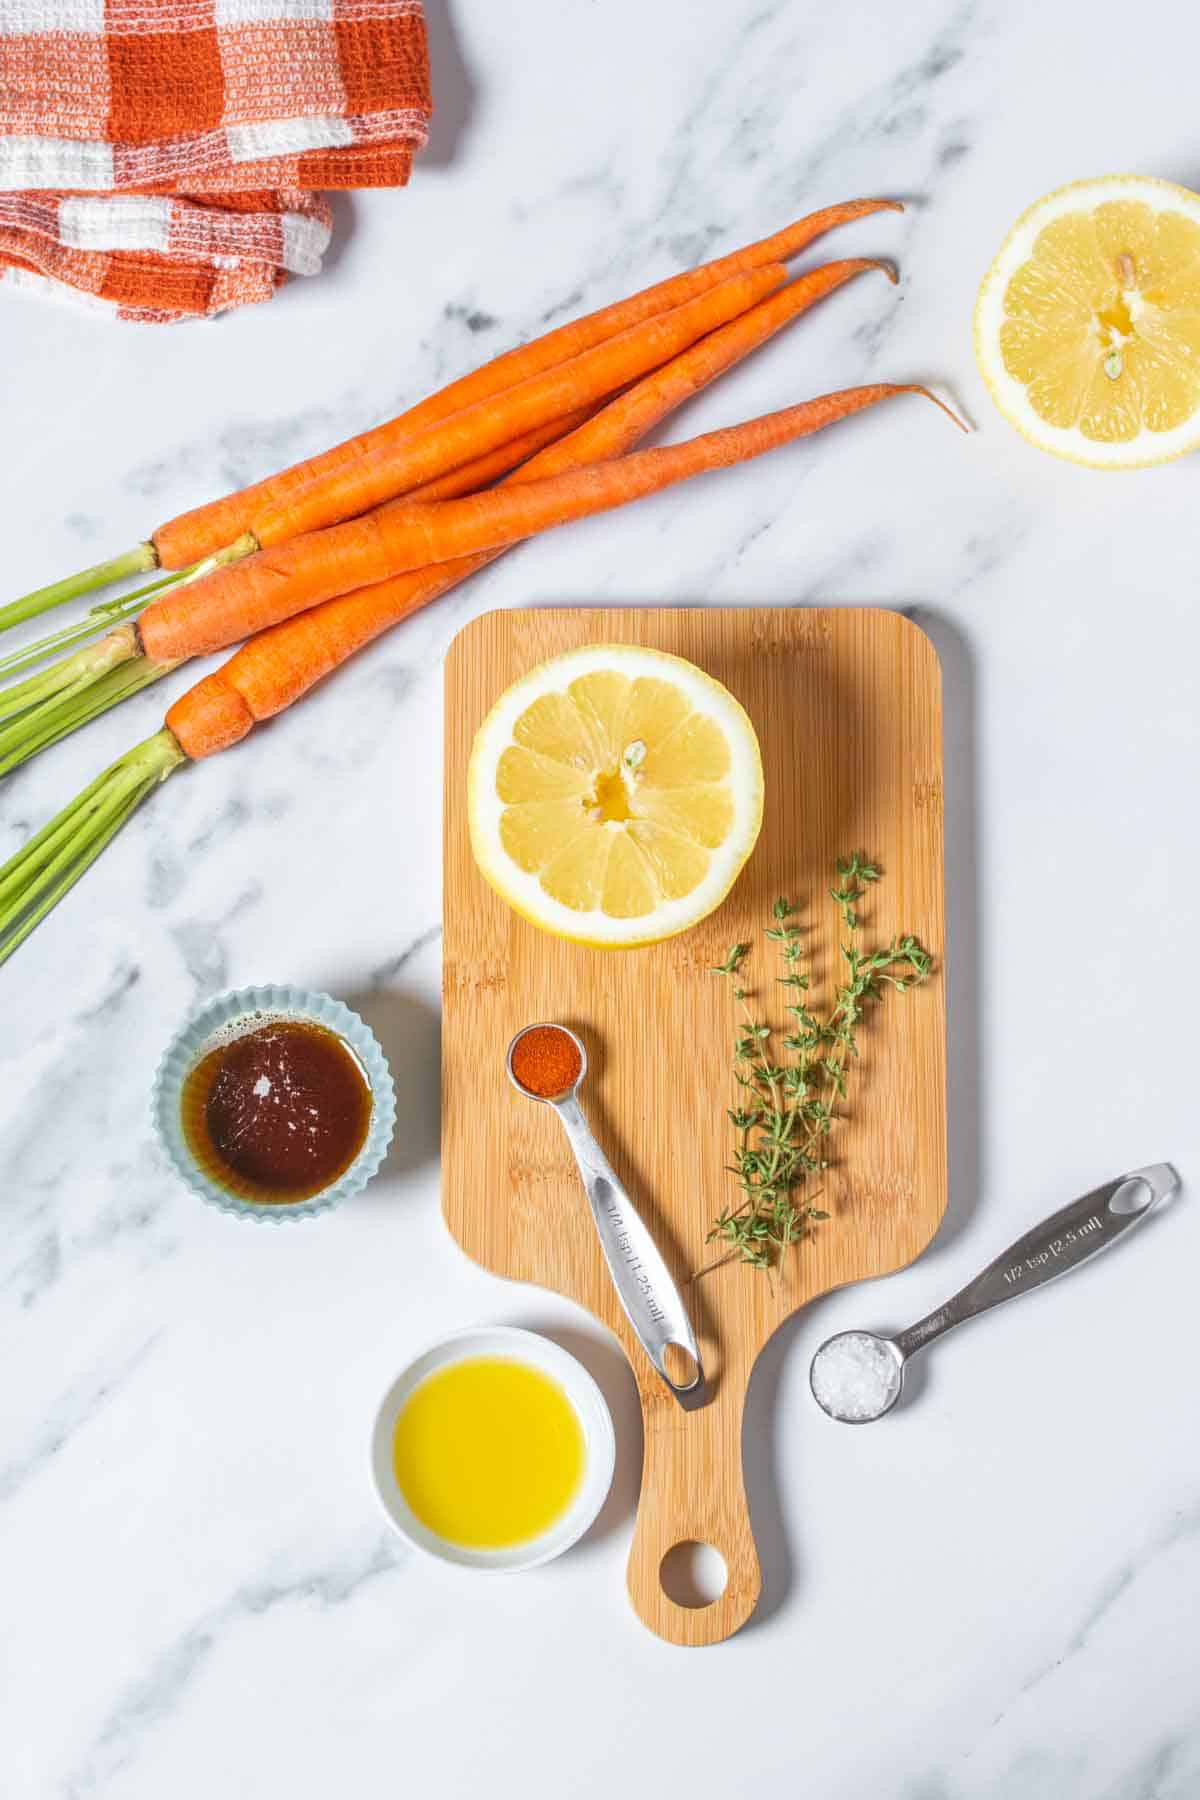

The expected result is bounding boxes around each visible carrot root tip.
[908,386,971,434]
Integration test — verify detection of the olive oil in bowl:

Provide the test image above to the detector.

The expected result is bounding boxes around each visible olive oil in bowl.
[393,1356,586,1549]
[371,1327,616,1571]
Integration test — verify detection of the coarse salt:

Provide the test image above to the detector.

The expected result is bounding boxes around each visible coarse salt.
[810,1331,901,1421]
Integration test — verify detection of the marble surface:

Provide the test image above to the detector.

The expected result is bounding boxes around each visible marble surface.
[2,1,1199,1794]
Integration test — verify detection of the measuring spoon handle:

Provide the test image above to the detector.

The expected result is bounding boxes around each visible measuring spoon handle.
[551,1094,705,1408]
[894,1162,1178,1359]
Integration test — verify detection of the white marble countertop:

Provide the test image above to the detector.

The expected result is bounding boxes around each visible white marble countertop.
[2,1,1198,1794]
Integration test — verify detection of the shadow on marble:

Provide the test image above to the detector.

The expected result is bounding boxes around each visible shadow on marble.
[279,0,473,293]
[320,192,359,278]
[738,1285,937,1634]
[739,1312,804,1629]
[904,604,984,1257]
[421,0,476,169]
[518,1319,643,1550]
[341,985,441,1180]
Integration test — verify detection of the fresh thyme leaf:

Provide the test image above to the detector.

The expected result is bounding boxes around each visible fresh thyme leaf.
[698,856,932,1280]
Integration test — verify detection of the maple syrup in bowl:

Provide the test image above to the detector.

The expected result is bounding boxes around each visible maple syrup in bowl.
[153,986,395,1222]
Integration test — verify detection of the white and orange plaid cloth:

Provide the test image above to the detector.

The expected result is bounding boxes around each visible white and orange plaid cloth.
[0,0,430,320]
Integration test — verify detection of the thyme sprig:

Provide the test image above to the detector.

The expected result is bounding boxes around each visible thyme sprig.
[702,856,932,1278]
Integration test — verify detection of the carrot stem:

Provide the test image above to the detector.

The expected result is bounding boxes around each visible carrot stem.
[0,654,179,778]
[0,624,143,729]
[0,563,195,684]
[0,543,158,636]
[0,534,252,766]
[0,730,183,965]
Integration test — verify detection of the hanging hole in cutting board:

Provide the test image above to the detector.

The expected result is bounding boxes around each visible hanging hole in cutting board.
[662,1342,700,1390]
[659,1540,728,1608]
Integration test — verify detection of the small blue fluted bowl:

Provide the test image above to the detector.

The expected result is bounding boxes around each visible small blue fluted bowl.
[152,985,395,1223]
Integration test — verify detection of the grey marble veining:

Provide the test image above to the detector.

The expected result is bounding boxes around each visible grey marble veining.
[2,0,1199,1795]
[65,1535,401,1799]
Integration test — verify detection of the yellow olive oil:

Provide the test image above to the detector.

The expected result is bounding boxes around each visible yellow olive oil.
[392,1356,586,1549]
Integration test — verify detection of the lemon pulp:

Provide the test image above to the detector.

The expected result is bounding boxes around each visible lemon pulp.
[392,1357,586,1549]
[976,177,1200,466]
[468,645,763,946]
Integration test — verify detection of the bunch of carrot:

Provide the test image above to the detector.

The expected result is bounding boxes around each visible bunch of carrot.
[0,198,964,962]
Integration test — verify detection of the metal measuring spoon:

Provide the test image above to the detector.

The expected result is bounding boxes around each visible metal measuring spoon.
[810,1162,1179,1424]
[506,1023,705,1409]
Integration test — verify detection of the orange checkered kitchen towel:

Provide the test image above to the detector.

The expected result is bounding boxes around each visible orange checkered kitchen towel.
[0,0,430,320]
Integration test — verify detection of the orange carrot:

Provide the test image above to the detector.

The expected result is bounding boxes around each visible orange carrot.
[8,257,882,782]
[149,382,954,662]
[0,250,926,969]
[166,259,893,758]
[403,407,595,502]
[241,265,787,551]
[157,379,948,679]
[0,404,603,775]
[152,199,901,569]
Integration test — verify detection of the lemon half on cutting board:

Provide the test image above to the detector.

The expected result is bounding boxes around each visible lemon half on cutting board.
[468,644,763,947]
[975,175,1200,466]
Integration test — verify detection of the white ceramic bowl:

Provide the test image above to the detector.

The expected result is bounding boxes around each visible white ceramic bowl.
[370,1326,616,1572]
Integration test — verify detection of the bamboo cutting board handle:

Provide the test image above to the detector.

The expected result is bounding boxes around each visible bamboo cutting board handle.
[626,1369,761,1647]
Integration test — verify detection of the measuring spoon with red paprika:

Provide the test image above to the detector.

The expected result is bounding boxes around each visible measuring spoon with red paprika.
[506,1023,704,1409]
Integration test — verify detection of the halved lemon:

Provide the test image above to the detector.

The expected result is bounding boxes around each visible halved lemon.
[468,644,763,947]
[975,175,1200,467]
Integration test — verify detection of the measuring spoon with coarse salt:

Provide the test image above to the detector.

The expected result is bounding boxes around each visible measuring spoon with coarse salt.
[809,1162,1179,1424]
[506,1022,705,1410]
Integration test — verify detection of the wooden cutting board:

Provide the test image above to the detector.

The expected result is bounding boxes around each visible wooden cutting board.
[442,607,946,1646]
